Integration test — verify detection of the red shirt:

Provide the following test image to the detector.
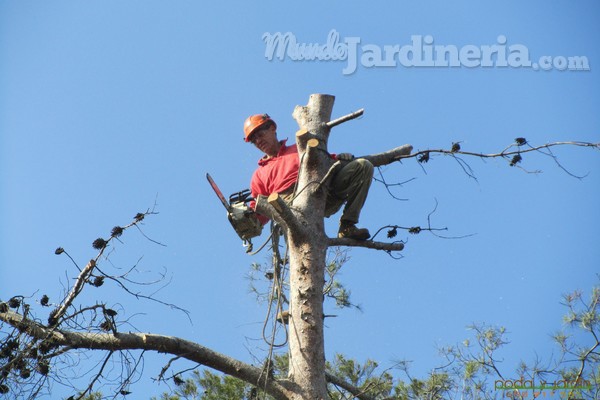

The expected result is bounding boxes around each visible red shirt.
[250,140,299,224]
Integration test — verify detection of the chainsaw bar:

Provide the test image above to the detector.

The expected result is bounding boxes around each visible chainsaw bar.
[206,173,232,212]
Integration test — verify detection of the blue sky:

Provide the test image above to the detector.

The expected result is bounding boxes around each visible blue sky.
[1,1,599,398]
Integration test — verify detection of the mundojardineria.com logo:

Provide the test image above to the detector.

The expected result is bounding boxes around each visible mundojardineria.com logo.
[495,377,592,398]
[262,29,590,75]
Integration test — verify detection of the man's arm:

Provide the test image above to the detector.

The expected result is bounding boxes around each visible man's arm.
[250,172,271,226]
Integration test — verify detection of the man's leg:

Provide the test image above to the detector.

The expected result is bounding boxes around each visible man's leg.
[326,158,374,239]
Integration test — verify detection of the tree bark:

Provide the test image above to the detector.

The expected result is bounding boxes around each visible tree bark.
[275,94,410,399]
[360,144,413,167]
[282,94,336,399]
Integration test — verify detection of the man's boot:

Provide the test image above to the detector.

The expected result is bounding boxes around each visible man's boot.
[338,221,370,240]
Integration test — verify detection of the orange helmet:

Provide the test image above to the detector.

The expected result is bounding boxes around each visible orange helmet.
[243,114,276,142]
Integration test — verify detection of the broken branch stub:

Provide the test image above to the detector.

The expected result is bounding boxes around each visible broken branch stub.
[267,192,299,234]
[295,128,310,153]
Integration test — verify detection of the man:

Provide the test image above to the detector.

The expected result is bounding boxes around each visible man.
[244,113,373,240]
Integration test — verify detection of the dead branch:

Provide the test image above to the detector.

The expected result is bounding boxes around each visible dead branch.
[75,351,113,400]
[327,237,404,252]
[325,108,364,129]
[51,209,163,327]
[403,140,600,174]
[0,309,295,400]
[95,265,191,321]
[360,144,414,167]
[373,167,415,201]
[370,224,449,241]
[409,140,599,159]
[325,371,376,400]
[50,259,96,327]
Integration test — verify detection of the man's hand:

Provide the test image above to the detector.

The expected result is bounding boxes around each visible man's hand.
[337,153,355,161]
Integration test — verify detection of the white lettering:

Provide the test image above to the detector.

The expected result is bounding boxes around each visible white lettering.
[507,44,531,67]
[382,45,400,67]
[460,45,481,67]
[398,35,423,67]
[342,37,360,75]
[568,56,590,70]
[262,32,295,61]
[262,31,590,73]
[553,56,568,70]
[434,45,460,67]
[361,44,382,68]
[539,56,553,70]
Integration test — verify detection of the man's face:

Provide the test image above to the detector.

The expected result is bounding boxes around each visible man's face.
[250,124,279,157]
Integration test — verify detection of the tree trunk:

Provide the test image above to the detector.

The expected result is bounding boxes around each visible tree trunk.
[245,94,409,398]
[283,94,337,399]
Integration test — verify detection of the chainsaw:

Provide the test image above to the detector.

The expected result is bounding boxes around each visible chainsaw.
[206,173,263,252]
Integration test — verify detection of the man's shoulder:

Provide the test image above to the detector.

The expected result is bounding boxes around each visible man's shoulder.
[282,142,298,154]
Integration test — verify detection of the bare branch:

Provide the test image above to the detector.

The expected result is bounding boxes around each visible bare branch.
[48,259,96,327]
[328,237,404,252]
[89,261,191,321]
[51,209,164,327]
[412,140,598,160]
[373,167,414,201]
[0,309,296,400]
[404,140,600,176]
[75,350,114,400]
[360,144,414,167]
[325,371,376,400]
[325,108,364,129]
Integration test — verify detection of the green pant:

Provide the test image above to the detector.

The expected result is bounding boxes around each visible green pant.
[324,158,374,225]
[279,158,374,225]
